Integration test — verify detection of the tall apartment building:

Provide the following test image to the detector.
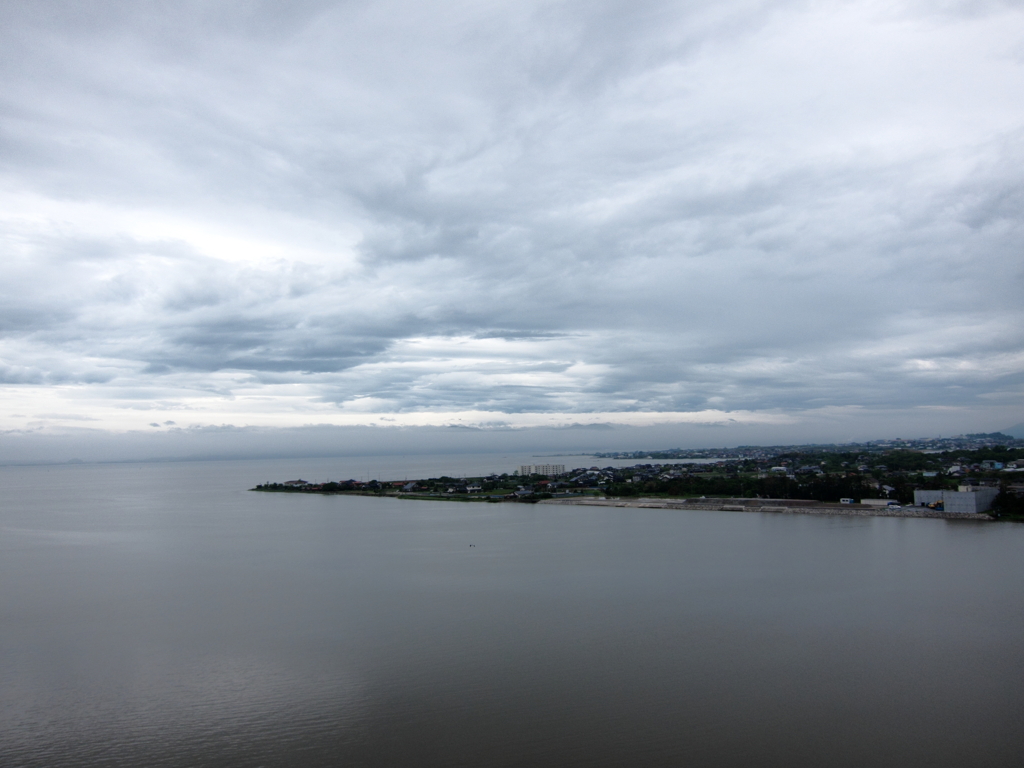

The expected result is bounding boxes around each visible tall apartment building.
[519,464,566,477]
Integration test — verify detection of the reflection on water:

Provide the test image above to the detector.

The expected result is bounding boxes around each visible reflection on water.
[1,459,1023,767]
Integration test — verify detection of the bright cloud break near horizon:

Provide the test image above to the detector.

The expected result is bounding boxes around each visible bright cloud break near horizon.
[2,0,1023,461]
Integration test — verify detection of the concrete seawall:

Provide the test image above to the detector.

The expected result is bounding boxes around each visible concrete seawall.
[538,497,993,520]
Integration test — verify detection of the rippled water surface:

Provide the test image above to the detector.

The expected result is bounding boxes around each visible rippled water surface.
[2,458,1023,767]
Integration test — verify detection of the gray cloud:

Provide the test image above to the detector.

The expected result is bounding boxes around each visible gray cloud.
[0,0,1022,441]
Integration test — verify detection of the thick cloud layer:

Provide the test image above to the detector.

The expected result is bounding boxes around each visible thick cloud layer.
[1,0,1022,446]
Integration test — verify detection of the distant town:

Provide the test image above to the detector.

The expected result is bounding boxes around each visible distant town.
[592,431,1024,460]
[252,432,1024,520]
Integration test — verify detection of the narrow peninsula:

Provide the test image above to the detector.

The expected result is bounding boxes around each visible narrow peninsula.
[252,439,1024,521]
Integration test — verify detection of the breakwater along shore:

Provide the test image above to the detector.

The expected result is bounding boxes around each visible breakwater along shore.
[539,497,992,520]
[252,483,992,520]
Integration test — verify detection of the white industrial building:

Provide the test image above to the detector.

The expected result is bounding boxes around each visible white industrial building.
[913,487,999,514]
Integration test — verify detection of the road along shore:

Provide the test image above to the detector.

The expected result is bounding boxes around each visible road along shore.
[538,496,993,520]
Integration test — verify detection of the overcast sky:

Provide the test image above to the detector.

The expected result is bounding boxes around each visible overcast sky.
[1,0,1023,458]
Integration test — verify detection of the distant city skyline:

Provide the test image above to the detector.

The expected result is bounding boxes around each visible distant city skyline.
[2,1,1022,458]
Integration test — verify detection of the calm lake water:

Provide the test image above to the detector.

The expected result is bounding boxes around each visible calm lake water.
[2,457,1023,767]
